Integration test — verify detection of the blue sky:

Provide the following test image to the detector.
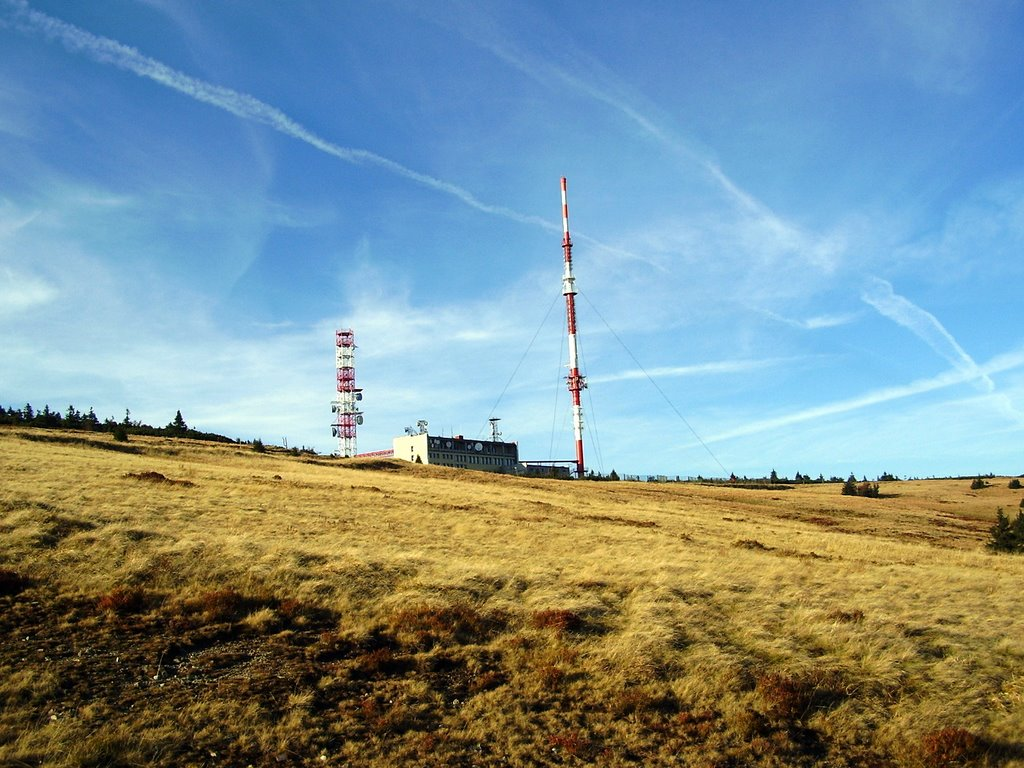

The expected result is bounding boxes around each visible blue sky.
[2,0,1023,479]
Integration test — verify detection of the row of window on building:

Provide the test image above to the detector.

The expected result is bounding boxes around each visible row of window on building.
[433,452,516,468]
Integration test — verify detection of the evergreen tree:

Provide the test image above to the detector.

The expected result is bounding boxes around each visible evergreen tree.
[988,509,1015,552]
[40,404,61,427]
[168,410,188,435]
[841,474,858,496]
[857,481,881,498]
[1014,511,1024,550]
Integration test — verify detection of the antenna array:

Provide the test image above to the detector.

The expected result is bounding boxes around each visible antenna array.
[331,329,363,457]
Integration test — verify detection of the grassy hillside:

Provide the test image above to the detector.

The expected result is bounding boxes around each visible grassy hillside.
[1,427,1022,767]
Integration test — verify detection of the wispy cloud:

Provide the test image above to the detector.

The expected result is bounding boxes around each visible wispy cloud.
[762,310,859,331]
[0,199,40,237]
[866,0,990,95]
[0,265,56,313]
[0,201,54,313]
[441,6,845,277]
[0,0,556,233]
[861,276,994,391]
[588,358,788,385]
[703,346,1024,445]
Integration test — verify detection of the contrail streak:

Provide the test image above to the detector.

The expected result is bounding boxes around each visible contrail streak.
[1,0,556,232]
[587,357,788,385]
[445,11,842,262]
[862,277,994,392]
[702,347,1024,445]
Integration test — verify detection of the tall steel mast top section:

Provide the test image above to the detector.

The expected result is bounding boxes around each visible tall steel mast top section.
[561,177,586,478]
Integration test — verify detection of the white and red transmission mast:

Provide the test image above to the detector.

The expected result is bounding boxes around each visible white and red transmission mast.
[331,329,363,457]
[561,177,587,478]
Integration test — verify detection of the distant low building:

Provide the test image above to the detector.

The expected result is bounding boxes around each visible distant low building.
[392,433,519,473]
[521,462,573,479]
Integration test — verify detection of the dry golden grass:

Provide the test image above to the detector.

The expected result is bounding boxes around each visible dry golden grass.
[1,426,1023,766]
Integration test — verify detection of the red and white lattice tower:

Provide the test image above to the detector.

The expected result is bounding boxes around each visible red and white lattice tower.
[331,329,363,457]
[561,177,587,478]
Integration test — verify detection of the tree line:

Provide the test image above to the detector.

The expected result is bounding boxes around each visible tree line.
[0,403,234,444]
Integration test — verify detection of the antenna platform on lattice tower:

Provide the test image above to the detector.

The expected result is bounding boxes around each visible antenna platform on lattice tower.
[331,329,363,457]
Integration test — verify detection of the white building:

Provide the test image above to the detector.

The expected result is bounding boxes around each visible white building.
[392,433,519,473]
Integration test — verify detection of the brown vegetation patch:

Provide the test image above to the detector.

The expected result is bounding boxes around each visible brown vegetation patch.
[198,588,249,621]
[537,662,566,689]
[581,513,659,528]
[827,608,865,623]
[391,602,508,649]
[756,670,848,722]
[173,588,265,623]
[676,709,721,741]
[779,548,834,561]
[920,727,986,767]
[610,686,680,718]
[308,628,383,664]
[356,694,426,735]
[532,646,580,690]
[734,539,773,551]
[511,514,550,523]
[468,668,506,694]
[17,431,142,453]
[531,608,584,633]
[123,470,195,487]
[749,725,827,763]
[702,481,793,491]
[547,730,593,759]
[417,650,505,701]
[353,647,411,678]
[346,459,408,472]
[97,586,148,615]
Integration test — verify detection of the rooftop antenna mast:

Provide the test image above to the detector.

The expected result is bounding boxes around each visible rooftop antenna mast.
[561,177,587,478]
